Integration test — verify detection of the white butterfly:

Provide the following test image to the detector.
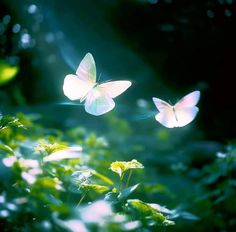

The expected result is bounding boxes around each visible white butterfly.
[152,91,200,128]
[63,53,132,116]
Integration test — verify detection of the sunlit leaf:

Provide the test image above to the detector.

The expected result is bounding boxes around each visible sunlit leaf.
[110,159,144,177]
[36,177,64,191]
[80,183,109,194]
[127,199,174,226]
[0,59,19,86]
[128,199,155,215]
[149,203,173,214]
[34,140,68,154]
[118,184,139,201]
[147,213,175,226]
[0,144,14,155]
[0,115,25,130]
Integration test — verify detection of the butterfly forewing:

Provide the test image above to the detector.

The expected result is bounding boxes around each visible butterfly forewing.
[76,53,96,83]
[174,91,200,109]
[63,74,95,101]
[99,81,132,98]
[152,97,172,112]
[85,88,115,116]
[173,91,200,127]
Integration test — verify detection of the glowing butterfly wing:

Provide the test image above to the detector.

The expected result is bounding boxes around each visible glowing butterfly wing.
[63,74,94,101]
[175,91,200,108]
[173,107,199,127]
[63,53,97,101]
[98,81,132,98]
[76,53,96,83]
[152,98,177,128]
[174,90,200,127]
[84,87,115,116]
[152,97,172,112]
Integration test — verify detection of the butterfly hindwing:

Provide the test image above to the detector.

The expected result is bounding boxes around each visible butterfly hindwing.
[174,107,199,127]
[155,106,177,128]
[85,87,115,116]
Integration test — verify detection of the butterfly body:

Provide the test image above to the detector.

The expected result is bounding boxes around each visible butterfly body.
[152,91,200,128]
[63,53,131,116]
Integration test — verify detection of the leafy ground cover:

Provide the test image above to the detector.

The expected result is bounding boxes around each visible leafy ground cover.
[0,113,235,232]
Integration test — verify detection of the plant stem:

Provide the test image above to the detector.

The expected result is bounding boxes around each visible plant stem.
[119,173,124,192]
[126,170,133,188]
[76,193,86,208]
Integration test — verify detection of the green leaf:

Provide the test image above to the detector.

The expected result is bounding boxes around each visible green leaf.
[128,199,155,216]
[110,159,144,177]
[36,177,64,191]
[80,183,109,194]
[0,144,14,155]
[0,59,19,86]
[118,184,139,201]
[0,115,25,130]
[127,199,175,226]
[34,140,68,154]
[147,213,175,226]
[104,191,119,204]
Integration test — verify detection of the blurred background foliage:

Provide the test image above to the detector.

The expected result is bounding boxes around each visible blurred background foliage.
[0,0,236,231]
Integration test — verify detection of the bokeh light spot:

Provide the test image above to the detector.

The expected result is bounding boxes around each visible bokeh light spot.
[12,24,21,33]
[0,210,9,218]
[3,15,11,24]
[207,10,215,18]
[28,4,37,14]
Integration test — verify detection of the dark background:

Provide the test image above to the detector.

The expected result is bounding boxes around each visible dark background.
[1,0,235,142]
